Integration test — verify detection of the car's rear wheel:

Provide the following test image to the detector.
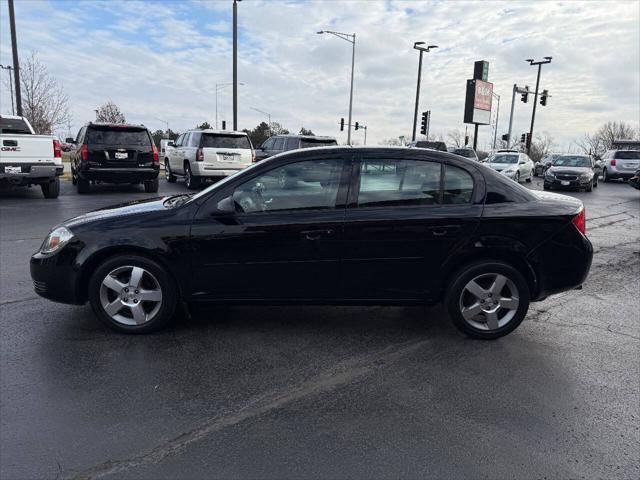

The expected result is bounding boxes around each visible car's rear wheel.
[88,255,177,333]
[165,159,176,183]
[77,177,90,194]
[184,162,200,190]
[41,178,60,199]
[445,261,530,339]
[144,177,159,193]
[526,169,532,182]
[586,179,593,192]
[593,176,598,188]
[603,168,610,182]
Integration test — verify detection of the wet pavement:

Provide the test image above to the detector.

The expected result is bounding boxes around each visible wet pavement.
[1,176,639,479]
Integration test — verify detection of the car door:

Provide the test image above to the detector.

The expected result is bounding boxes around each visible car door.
[189,153,350,301]
[169,134,183,172]
[341,153,482,301]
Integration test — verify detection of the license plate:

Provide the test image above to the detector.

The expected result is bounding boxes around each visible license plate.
[222,154,234,162]
[5,166,22,174]
[114,152,128,159]
[561,180,570,186]
[624,162,638,169]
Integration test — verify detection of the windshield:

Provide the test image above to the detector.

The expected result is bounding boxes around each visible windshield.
[614,151,640,159]
[87,127,150,146]
[201,134,251,149]
[553,156,591,167]
[453,149,475,158]
[491,154,518,164]
[300,138,337,149]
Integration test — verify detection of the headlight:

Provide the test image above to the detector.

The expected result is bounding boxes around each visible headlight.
[503,168,516,174]
[545,169,555,178]
[41,226,73,254]
[579,172,591,179]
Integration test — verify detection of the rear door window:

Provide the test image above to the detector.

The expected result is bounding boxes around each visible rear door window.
[86,127,151,146]
[357,159,441,208]
[189,132,202,147]
[442,165,474,204]
[201,134,251,149]
[614,151,640,159]
[0,117,32,134]
[284,138,299,150]
[261,138,275,150]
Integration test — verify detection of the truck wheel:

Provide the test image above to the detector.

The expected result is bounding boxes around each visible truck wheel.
[71,168,77,185]
[165,160,176,183]
[41,178,60,199]
[184,163,200,190]
[77,177,90,194]
[603,168,610,182]
[144,177,159,193]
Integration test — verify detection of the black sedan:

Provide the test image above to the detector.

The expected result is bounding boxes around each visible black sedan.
[31,147,593,339]
[543,154,598,191]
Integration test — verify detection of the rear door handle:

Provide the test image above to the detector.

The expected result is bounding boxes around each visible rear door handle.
[301,229,334,241]
[432,229,448,236]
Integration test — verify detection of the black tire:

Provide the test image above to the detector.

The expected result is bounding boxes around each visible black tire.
[144,177,159,193]
[71,168,77,185]
[543,183,550,190]
[88,254,178,334]
[77,177,90,194]
[165,159,176,183]
[184,162,200,190]
[593,177,598,188]
[586,179,593,192]
[515,172,520,183]
[525,171,532,183]
[603,168,610,183]
[41,178,60,199]
[445,260,531,340]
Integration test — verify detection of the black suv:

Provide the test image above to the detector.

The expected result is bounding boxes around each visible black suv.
[68,123,159,194]
[407,140,448,152]
[255,135,337,161]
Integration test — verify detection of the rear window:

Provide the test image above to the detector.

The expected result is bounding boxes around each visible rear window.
[201,134,251,149]
[452,149,476,158]
[491,154,518,164]
[414,141,447,151]
[0,117,31,134]
[86,126,150,146]
[614,151,640,159]
[300,138,338,149]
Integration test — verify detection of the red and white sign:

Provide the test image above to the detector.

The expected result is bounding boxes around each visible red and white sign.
[474,80,493,111]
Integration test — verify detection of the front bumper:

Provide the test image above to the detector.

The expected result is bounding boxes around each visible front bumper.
[0,163,63,186]
[30,244,85,305]
[544,175,592,189]
[78,166,159,183]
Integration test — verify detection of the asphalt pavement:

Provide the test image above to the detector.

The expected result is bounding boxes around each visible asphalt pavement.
[1,175,639,479]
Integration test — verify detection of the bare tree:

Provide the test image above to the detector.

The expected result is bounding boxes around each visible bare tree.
[529,132,555,163]
[95,101,126,123]
[446,129,464,148]
[574,121,638,158]
[5,52,71,134]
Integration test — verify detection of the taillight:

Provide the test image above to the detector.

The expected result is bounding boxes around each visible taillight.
[196,147,204,162]
[152,144,159,163]
[53,139,62,158]
[572,207,586,235]
[610,159,616,166]
[80,144,88,161]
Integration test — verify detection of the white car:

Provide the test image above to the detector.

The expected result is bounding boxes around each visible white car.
[164,129,254,189]
[486,151,534,183]
[0,115,63,198]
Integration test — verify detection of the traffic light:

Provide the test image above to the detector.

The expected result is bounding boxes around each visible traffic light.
[354,122,359,131]
[340,118,344,131]
[420,111,428,135]
[221,120,226,130]
[520,86,529,103]
[520,133,526,144]
[502,133,510,142]
[540,89,548,106]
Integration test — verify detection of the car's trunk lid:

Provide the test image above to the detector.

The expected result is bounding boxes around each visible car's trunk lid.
[200,133,252,170]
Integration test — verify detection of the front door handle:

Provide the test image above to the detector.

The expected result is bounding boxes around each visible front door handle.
[432,229,447,236]
[301,229,334,241]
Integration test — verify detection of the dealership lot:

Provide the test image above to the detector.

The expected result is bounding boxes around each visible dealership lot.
[1,178,638,479]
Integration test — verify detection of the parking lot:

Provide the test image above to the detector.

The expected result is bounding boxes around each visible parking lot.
[1,177,639,479]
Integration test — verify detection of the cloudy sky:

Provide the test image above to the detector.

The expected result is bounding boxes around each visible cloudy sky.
[1,0,638,150]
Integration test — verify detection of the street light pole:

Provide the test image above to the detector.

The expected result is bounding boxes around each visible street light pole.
[526,57,552,154]
[155,118,168,135]
[232,0,240,131]
[492,92,500,150]
[251,107,272,136]
[411,42,437,141]
[8,0,22,116]
[317,30,356,145]
[0,65,15,115]
[507,84,516,148]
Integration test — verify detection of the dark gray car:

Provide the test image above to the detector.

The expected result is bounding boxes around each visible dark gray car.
[255,135,337,161]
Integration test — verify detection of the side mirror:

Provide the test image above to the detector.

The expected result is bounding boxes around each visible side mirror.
[519,160,526,165]
[65,137,75,144]
[167,141,175,147]
[216,195,235,214]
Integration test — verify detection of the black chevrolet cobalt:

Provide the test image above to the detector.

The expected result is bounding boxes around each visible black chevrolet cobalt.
[31,147,593,339]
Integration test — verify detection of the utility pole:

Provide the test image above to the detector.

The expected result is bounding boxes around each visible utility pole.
[507,84,516,148]
[0,65,15,115]
[526,57,552,154]
[492,92,500,150]
[8,0,22,116]
[411,42,438,141]
[232,0,239,131]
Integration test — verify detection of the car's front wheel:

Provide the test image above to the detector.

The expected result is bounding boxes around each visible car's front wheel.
[445,261,530,339]
[88,255,177,333]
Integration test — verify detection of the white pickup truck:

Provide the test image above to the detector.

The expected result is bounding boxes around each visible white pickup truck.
[0,115,63,198]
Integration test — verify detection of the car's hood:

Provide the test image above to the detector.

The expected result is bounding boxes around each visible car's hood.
[548,166,590,175]
[63,197,167,228]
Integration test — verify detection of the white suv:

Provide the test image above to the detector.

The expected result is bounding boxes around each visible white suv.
[486,151,534,183]
[164,129,254,189]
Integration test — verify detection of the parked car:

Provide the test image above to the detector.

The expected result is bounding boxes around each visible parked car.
[601,149,640,182]
[31,147,592,339]
[534,153,562,176]
[543,154,598,191]
[255,135,337,161]
[628,168,640,190]
[0,115,63,198]
[164,129,254,189]
[68,122,159,194]
[451,147,479,161]
[486,151,534,183]
[407,140,448,152]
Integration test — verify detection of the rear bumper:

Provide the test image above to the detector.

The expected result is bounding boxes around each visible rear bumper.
[606,168,635,180]
[191,162,246,177]
[78,166,159,183]
[0,163,63,186]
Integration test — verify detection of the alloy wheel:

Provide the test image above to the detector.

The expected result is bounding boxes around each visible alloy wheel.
[185,166,191,187]
[165,160,171,179]
[99,266,163,326]
[458,273,520,331]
